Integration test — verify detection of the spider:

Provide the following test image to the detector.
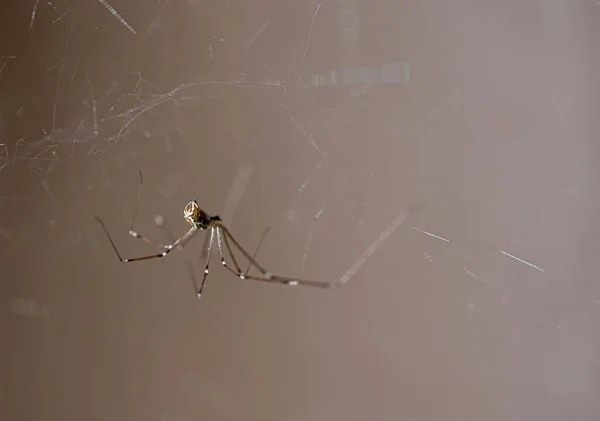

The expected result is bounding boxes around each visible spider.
[94,171,331,298]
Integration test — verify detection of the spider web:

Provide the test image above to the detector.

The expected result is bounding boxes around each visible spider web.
[0,0,411,268]
[0,0,406,170]
[0,0,581,310]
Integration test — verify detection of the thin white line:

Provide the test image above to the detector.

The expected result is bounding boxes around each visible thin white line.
[411,227,450,243]
[500,250,545,273]
[221,162,254,225]
[301,1,322,67]
[283,107,322,154]
[245,20,270,49]
[339,206,417,285]
[29,0,41,31]
[313,207,324,220]
[301,229,314,269]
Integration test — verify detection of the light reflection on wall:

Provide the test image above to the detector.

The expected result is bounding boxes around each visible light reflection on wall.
[9,297,51,320]
[301,61,410,88]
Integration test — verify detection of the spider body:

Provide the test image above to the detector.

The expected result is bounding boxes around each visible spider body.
[95,171,331,298]
[184,199,216,230]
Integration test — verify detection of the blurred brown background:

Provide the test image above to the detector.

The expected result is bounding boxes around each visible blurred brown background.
[1,0,600,420]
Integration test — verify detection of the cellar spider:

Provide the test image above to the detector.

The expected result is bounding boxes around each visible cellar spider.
[94,171,331,298]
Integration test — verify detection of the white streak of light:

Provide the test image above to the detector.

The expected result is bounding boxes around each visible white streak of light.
[283,107,322,154]
[411,227,450,243]
[500,250,545,273]
[0,143,8,172]
[301,1,322,67]
[313,207,324,220]
[220,162,254,226]
[97,0,137,34]
[29,0,41,30]
[245,20,270,49]
[301,229,314,269]
[339,205,417,285]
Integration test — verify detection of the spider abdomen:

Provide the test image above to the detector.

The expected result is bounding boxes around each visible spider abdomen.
[183,199,212,229]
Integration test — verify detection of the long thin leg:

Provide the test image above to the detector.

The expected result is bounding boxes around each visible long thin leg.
[218,225,330,289]
[95,216,197,262]
[154,213,188,251]
[215,226,253,278]
[220,225,268,274]
[154,214,176,242]
[243,226,271,277]
[158,213,203,294]
[196,226,215,298]
[217,225,243,273]
[199,229,211,257]
[127,170,169,249]
[241,273,330,289]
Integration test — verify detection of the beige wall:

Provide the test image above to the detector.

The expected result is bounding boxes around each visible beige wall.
[2,0,599,420]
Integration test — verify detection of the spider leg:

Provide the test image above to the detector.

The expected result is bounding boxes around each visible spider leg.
[220,225,268,274]
[242,226,271,277]
[199,229,211,257]
[241,273,331,289]
[196,226,216,298]
[214,226,253,279]
[95,216,197,262]
[126,169,171,249]
[219,225,331,289]
[216,225,243,273]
